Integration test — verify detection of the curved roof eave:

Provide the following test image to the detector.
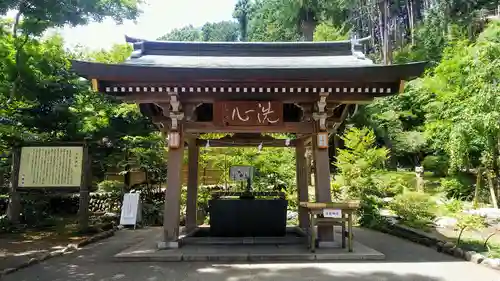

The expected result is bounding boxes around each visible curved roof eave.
[70,60,428,83]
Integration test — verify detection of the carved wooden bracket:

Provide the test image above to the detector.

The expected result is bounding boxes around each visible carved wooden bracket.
[312,92,329,131]
[169,94,181,112]
[295,103,314,122]
[183,103,200,122]
[169,94,184,131]
[154,92,185,131]
[332,104,352,132]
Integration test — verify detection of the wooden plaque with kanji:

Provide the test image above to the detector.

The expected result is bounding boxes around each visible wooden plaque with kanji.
[214,101,283,126]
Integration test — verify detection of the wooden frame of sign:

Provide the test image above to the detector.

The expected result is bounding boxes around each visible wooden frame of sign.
[10,141,91,230]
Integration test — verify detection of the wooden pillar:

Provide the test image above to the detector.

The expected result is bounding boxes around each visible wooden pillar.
[185,138,199,231]
[311,137,319,198]
[162,132,185,247]
[6,147,21,224]
[312,134,334,242]
[78,143,90,231]
[295,139,310,229]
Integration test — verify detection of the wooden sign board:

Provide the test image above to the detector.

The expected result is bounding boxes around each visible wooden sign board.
[214,101,283,126]
[120,193,142,228]
[317,132,329,149]
[229,165,255,181]
[17,146,84,189]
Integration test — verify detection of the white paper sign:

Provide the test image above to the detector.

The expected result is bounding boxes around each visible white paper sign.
[120,193,142,227]
[229,165,254,181]
[323,209,342,218]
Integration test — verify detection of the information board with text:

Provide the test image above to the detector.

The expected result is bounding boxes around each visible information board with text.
[17,146,84,188]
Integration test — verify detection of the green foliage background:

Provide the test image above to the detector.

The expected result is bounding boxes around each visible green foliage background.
[1,0,500,227]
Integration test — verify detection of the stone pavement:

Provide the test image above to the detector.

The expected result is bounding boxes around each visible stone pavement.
[114,227,385,261]
[2,227,500,281]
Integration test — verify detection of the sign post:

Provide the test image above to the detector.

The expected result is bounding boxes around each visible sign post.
[17,146,85,189]
[6,147,21,224]
[120,193,142,228]
[9,142,89,229]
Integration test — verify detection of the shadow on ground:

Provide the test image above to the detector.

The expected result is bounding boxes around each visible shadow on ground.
[3,228,499,281]
[7,262,446,281]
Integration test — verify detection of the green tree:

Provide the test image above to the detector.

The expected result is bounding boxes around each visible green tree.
[335,127,389,226]
[201,21,239,42]
[335,127,389,197]
[313,22,349,41]
[423,22,500,203]
[157,25,201,41]
[233,0,252,41]
[72,44,163,187]
[1,0,141,100]
[247,0,301,42]
[158,21,239,42]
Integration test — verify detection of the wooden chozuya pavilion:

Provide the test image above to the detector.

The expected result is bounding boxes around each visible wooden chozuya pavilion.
[71,36,426,249]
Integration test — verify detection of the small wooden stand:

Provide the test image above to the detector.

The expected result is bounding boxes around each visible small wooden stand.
[299,201,360,253]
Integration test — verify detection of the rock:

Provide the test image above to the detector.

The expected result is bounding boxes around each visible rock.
[470,253,485,264]
[453,247,464,258]
[379,209,395,216]
[103,212,118,218]
[39,253,52,261]
[435,198,446,205]
[385,217,399,225]
[463,251,474,261]
[380,209,399,225]
[443,242,455,249]
[436,241,444,252]
[442,243,455,255]
[434,216,458,228]
[2,268,17,275]
[420,238,432,247]
[463,208,500,220]
[382,197,394,203]
[65,244,78,251]
[485,258,500,269]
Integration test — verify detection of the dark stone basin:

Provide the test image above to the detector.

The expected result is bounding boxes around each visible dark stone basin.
[208,198,288,237]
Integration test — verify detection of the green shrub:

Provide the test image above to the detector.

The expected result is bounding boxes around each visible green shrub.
[422,155,449,176]
[358,194,385,227]
[455,214,487,246]
[440,174,474,200]
[372,172,412,196]
[335,127,389,226]
[390,191,437,229]
[97,180,125,193]
[443,198,464,214]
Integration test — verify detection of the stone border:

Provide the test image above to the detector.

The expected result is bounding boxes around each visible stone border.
[0,225,119,278]
[376,222,500,270]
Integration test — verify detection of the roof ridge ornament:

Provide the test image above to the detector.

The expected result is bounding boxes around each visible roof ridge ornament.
[125,35,145,58]
[350,35,371,60]
[125,35,144,43]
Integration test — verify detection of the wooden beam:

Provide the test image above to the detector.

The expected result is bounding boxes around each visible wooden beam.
[196,138,296,147]
[183,121,315,134]
[152,116,344,130]
[116,92,379,104]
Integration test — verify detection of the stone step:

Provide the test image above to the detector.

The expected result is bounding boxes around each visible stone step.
[182,236,307,245]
